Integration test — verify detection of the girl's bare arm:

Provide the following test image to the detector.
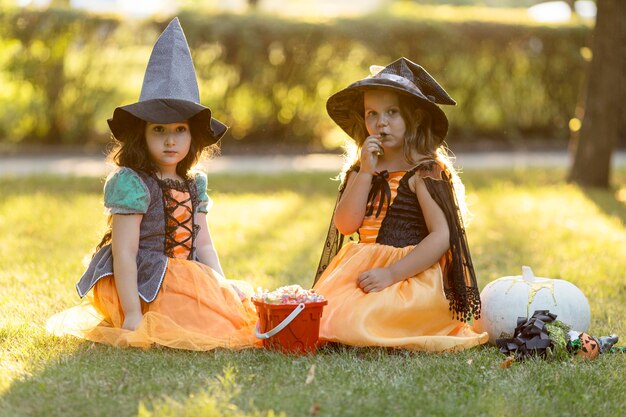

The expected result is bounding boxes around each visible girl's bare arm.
[333,170,372,234]
[334,136,385,234]
[194,212,225,276]
[111,214,143,330]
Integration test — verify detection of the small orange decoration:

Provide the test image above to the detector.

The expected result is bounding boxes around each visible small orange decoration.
[576,333,600,360]
[499,356,515,369]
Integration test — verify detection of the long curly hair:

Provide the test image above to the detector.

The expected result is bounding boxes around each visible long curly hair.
[94,115,219,252]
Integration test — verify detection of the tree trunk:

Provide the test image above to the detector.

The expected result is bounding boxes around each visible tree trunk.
[568,0,625,187]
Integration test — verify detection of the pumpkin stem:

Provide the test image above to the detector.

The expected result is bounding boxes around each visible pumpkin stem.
[522,266,535,282]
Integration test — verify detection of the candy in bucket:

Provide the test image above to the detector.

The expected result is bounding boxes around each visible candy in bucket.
[252,285,327,354]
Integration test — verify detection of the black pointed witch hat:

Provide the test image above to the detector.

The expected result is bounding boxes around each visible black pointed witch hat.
[326,57,455,143]
[107,17,227,145]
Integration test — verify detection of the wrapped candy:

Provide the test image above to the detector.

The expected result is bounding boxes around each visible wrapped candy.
[252,285,326,305]
[496,310,620,361]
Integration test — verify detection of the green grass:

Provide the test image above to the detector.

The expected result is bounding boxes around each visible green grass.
[1,168,625,417]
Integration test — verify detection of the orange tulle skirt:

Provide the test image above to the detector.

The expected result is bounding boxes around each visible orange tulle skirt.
[313,242,488,352]
[46,258,260,351]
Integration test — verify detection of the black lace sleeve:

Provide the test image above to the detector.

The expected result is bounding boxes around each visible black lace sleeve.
[312,166,359,286]
[420,162,481,322]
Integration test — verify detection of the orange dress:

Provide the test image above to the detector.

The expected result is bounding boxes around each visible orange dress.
[313,171,488,352]
[46,188,260,351]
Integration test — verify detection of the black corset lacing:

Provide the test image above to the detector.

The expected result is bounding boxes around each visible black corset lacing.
[157,177,199,260]
[365,170,391,218]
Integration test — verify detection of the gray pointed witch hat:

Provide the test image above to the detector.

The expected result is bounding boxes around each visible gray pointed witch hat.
[108,17,227,145]
[326,57,455,143]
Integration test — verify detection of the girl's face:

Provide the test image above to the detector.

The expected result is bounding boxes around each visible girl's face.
[363,90,406,151]
[145,121,192,175]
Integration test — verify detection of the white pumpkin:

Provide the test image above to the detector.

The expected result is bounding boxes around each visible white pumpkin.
[474,266,591,345]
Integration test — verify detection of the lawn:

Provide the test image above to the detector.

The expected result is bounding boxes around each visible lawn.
[0,168,625,417]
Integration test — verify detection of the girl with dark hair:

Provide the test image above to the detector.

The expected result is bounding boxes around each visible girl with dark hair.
[313,58,488,352]
[47,18,258,350]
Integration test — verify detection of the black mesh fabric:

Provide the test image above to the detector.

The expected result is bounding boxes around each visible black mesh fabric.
[419,162,481,322]
[313,168,354,282]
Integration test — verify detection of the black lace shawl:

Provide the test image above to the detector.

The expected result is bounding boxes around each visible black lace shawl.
[313,160,481,322]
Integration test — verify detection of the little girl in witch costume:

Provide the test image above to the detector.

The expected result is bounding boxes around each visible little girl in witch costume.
[46,18,258,350]
[313,58,488,351]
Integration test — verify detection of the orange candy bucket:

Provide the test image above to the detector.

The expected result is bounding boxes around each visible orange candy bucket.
[253,299,327,354]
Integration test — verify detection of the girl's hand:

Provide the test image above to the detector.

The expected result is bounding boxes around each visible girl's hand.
[357,268,397,293]
[360,135,383,174]
[122,310,143,331]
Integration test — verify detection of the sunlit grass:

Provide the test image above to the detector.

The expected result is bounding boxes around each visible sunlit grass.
[137,366,282,417]
[462,169,626,334]
[212,191,333,289]
[0,169,624,416]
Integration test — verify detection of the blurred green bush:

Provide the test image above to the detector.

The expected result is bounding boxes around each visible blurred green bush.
[0,8,615,149]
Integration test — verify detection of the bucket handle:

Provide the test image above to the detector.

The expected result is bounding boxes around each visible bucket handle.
[254,303,306,339]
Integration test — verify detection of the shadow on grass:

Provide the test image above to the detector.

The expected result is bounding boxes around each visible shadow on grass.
[580,186,626,226]
[563,163,626,226]
[0,340,282,417]
[6,337,625,417]
[0,332,501,417]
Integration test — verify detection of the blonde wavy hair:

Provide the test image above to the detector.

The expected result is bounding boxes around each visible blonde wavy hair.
[339,92,471,225]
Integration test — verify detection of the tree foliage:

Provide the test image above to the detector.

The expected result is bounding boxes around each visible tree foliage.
[0,9,615,148]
